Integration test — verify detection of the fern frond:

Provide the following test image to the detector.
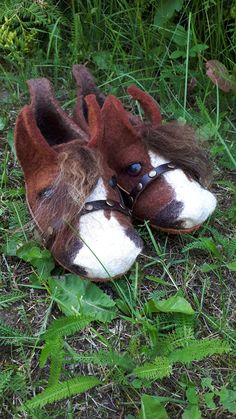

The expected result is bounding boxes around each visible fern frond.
[7,370,27,397]
[158,328,195,356]
[0,291,26,309]
[181,237,220,257]
[48,338,65,387]
[67,349,135,371]
[44,316,92,340]
[158,312,195,332]
[169,339,230,364]
[132,357,172,380]
[0,369,13,393]
[208,227,236,259]
[25,376,101,409]
[40,336,64,386]
[39,340,55,368]
[0,320,34,345]
[40,335,63,360]
[0,368,27,397]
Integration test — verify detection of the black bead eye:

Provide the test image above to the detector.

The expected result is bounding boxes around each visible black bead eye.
[109,175,117,188]
[127,162,142,176]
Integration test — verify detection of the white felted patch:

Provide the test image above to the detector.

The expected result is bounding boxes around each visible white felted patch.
[73,178,142,279]
[148,151,217,228]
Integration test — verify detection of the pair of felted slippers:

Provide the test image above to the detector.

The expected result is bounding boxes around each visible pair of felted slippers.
[14,65,216,281]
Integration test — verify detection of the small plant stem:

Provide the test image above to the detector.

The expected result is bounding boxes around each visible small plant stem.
[216,84,220,129]
[89,327,112,349]
[12,202,28,242]
[204,113,236,168]
[183,12,191,119]
[133,262,139,302]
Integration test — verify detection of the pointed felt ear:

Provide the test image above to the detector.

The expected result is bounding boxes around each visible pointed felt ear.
[85,94,104,148]
[127,85,162,127]
[14,105,58,179]
[72,64,105,133]
[101,95,140,145]
[27,78,87,145]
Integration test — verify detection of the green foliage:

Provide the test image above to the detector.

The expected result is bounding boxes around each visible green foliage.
[218,387,236,413]
[156,327,195,356]
[25,376,101,410]
[0,290,26,309]
[47,337,65,387]
[0,0,235,417]
[0,367,28,400]
[39,336,65,386]
[67,348,135,371]
[132,357,172,381]
[182,237,221,258]
[113,263,144,316]
[44,315,92,340]
[48,274,117,322]
[40,315,92,386]
[154,0,184,27]
[182,227,236,272]
[168,339,230,364]
[146,294,195,315]
[137,380,236,418]
[16,242,55,279]
[139,394,169,419]
[0,0,65,67]
[0,320,34,346]
[1,199,29,257]
[0,369,13,393]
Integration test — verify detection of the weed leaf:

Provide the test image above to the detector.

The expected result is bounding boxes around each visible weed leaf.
[44,315,92,340]
[206,60,236,92]
[0,320,34,346]
[218,387,236,413]
[182,404,202,419]
[0,369,13,393]
[169,339,230,363]
[204,392,216,409]
[139,394,169,419]
[0,291,26,309]
[49,274,117,322]
[16,242,55,278]
[25,376,101,409]
[152,295,194,315]
[154,0,184,27]
[133,357,172,380]
[226,261,236,271]
[67,349,135,371]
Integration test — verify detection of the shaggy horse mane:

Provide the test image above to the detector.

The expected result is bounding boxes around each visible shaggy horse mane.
[57,143,100,205]
[34,142,101,240]
[140,121,212,187]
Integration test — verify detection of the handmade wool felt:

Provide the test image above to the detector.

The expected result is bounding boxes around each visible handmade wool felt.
[127,84,162,127]
[72,64,105,134]
[72,64,217,233]
[28,77,87,145]
[15,79,143,281]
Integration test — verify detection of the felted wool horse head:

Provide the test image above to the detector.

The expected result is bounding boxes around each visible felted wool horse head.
[72,65,217,234]
[14,78,143,281]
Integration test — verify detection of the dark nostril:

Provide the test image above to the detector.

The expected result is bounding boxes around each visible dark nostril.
[125,227,143,249]
[155,200,183,228]
[109,175,117,188]
[38,186,53,199]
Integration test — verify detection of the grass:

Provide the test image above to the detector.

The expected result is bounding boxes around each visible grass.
[0,0,236,417]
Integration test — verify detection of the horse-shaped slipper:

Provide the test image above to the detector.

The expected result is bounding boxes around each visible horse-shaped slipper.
[14,78,143,281]
[72,65,217,234]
